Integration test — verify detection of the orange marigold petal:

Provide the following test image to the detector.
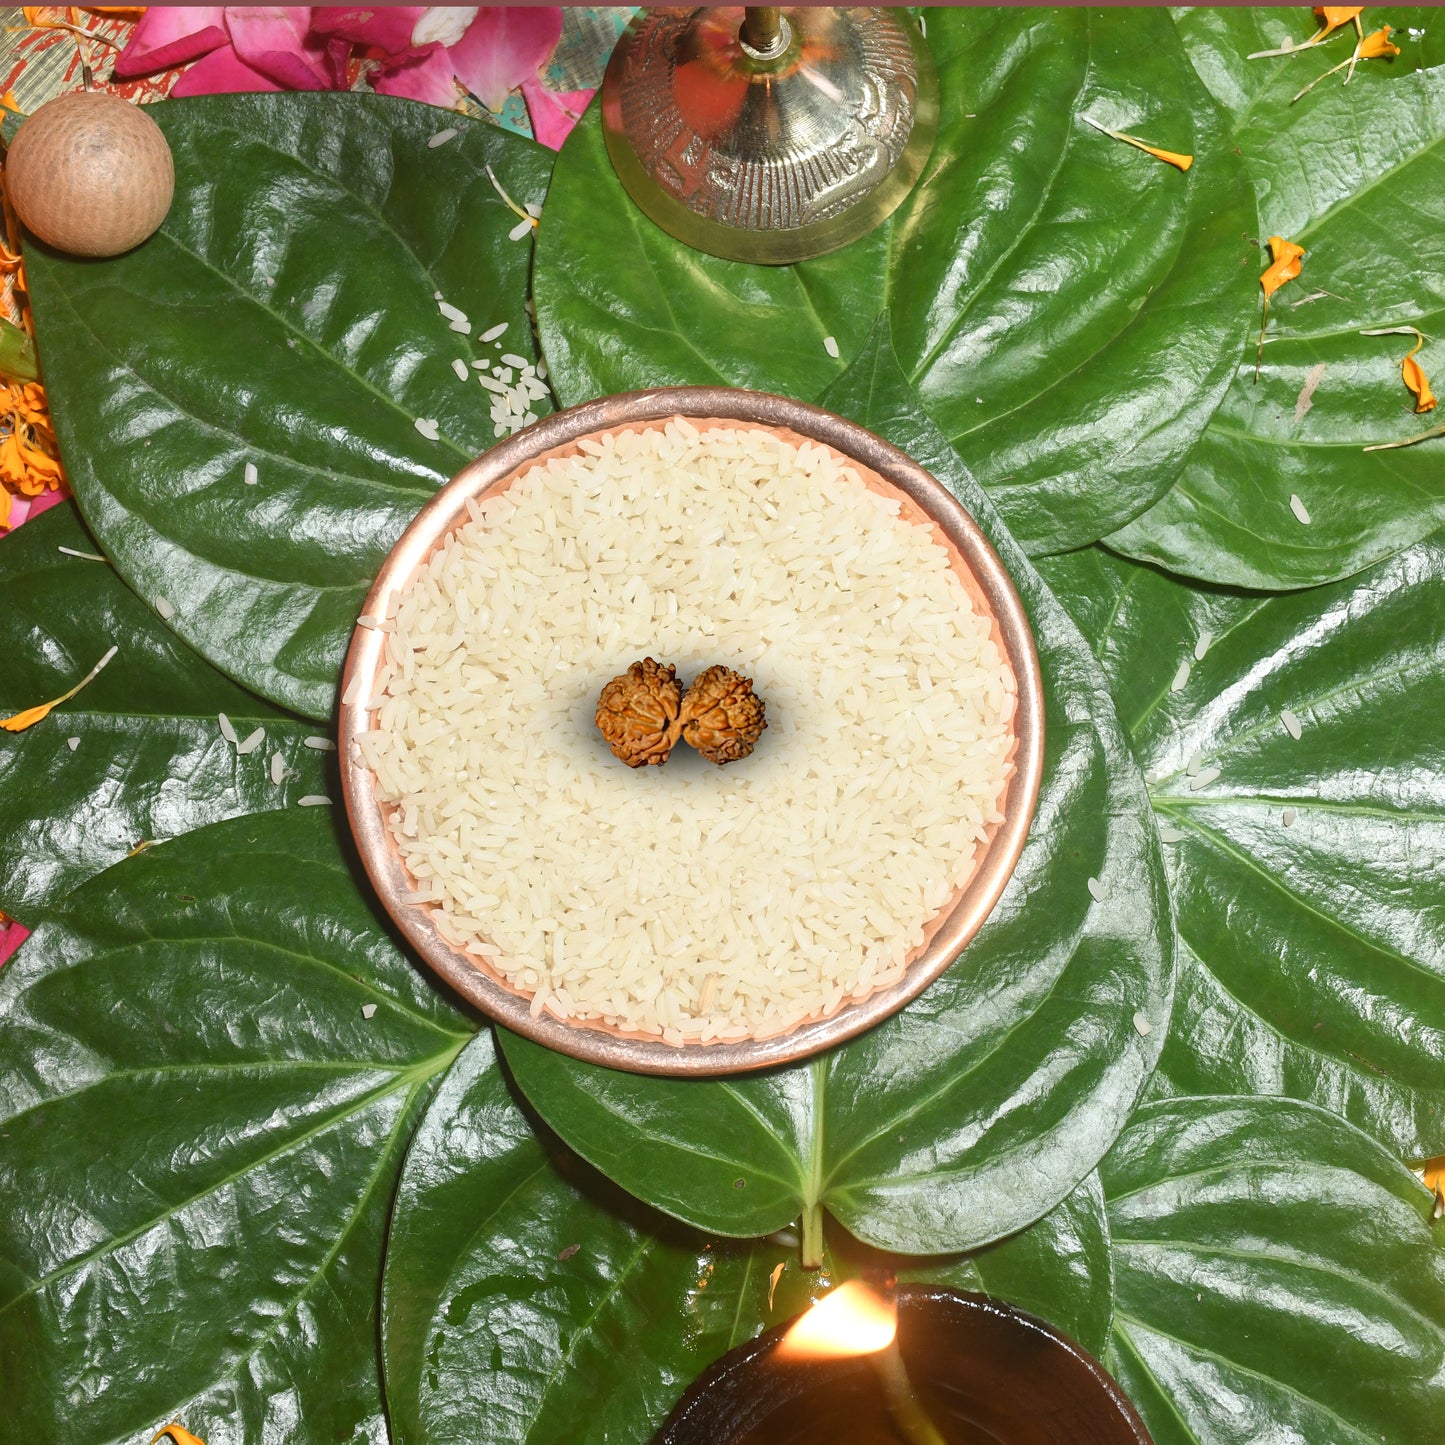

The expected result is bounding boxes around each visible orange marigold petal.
[1315,6,1363,34]
[1404,353,1438,413]
[1357,25,1401,59]
[0,645,117,732]
[1260,236,1305,297]
[151,1428,208,1445]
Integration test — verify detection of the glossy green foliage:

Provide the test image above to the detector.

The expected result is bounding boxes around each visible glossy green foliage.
[383,1033,1114,1445]
[0,811,472,1445]
[1109,9,1445,587]
[501,327,1172,1255]
[0,503,326,918]
[1103,1096,1445,1445]
[1039,543,1445,1160]
[534,8,1255,553]
[23,93,553,720]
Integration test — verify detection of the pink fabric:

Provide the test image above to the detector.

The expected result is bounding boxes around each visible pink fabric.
[225,8,333,91]
[113,6,229,79]
[449,5,561,112]
[170,42,285,96]
[0,918,28,969]
[520,78,591,151]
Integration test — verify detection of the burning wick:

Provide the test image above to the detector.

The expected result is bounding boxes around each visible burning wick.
[777,1282,948,1445]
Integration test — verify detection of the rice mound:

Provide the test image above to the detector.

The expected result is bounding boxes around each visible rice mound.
[359,420,1016,1045]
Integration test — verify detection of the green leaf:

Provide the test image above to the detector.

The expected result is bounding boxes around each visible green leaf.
[1102,1095,1445,1445]
[0,810,472,1445]
[534,8,1255,553]
[500,322,1172,1256]
[0,316,38,383]
[23,93,553,721]
[890,7,1254,553]
[1037,543,1445,1160]
[0,502,329,919]
[1107,12,1445,588]
[383,1032,1115,1445]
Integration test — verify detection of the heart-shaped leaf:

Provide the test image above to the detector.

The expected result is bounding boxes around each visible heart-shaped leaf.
[0,810,472,1445]
[23,92,553,720]
[0,502,328,919]
[533,7,1255,554]
[383,1031,1115,1445]
[1107,12,1445,588]
[1038,542,1445,1160]
[1102,1095,1445,1445]
[500,323,1172,1256]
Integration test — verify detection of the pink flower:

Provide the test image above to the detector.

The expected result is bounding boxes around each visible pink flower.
[113,5,586,149]
[0,916,28,969]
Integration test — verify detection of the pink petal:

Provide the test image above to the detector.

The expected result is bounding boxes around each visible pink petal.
[113,6,229,78]
[170,42,285,96]
[371,44,459,108]
[0,918,29,969]
[225,7,333,91]
[448,5,562,113]
[310,6,428,60]
[519,77,592,152]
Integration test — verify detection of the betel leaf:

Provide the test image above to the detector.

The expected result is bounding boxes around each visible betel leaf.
[23,92,553,721]
[533,7,1255,553]
[382,1032,1115,1445]
[500,323,1172,1257]
[0,502,327,919]
[0,809,472,1445]
[1101,1096,1445,1445]
[888,7,1253,554]
[1107,11,1445,589]
[1037,543,1445,1161]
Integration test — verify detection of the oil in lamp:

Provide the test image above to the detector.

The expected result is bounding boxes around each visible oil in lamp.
[656,1281,1155,1445]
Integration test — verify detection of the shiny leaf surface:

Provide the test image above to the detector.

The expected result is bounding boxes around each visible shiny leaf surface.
[534,7,1254,553]
[23,92,553,719]
[501,324,1172,1255]
[1108,11,1445,587]
[0,810,472,1445]
[383,1032,1114,1445]
[1102,1096,1445,1445]
[0,502,326,920]
[1039,543,1445,1159]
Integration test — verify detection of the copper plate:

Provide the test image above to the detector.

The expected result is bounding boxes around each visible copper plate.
[339,387,1043,1077]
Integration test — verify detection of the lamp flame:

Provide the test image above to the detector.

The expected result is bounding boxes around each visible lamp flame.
[777,1281,897,1360]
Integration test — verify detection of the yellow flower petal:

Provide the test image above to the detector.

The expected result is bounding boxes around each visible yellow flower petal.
[1081,116,1192,171]
[151,1427,208,1445]
[0,645,117,732]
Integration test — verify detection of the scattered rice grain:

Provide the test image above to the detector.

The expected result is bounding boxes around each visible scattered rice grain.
[508,217,534,241]
[1132,1010,1154,1036]
[480,322,508,342]
[1188,765,1221,791]
[451,358,469,382]
[1282,808,1297,827]
[270,751,285,785]
[361,1002,378,1018]
[1087,876,1108,903]
[1157,825,1188,843]
[67,736,79,751]
[427,127,458,148]
[298,794,332,807]
[57,545,105,561]
[438,300,468,324]
[1169,660,1190,692]
[1289,493,1311,525]
[155,596,175,620]
[218,712,238,745]
[305,735,337,751]
[415,418,441,441]
[1280,707,1302,740]
[236,726,265,755]
[243,461,258,486]
[823,335,840,358]
[1194,630,1212,661]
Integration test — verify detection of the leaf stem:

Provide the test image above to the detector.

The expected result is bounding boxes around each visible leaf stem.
[800,1201,825,1268]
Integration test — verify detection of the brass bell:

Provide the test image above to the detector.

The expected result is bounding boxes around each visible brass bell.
[601,6,938,265]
